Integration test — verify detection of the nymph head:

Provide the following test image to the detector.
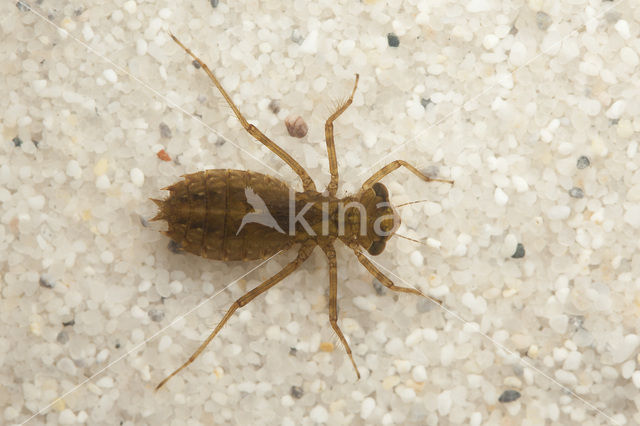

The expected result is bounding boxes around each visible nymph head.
[358,182,401,255]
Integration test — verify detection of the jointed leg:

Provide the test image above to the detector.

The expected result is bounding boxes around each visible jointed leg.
[170,34,316,191]
[324,74,359,196]
[320,242,360,379]
[156,243,315,390]
[350,245,442,305]
[361,160,453,191]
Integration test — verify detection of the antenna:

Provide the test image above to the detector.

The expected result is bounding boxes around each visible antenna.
[394,234,426,246]
[396,199,429,208]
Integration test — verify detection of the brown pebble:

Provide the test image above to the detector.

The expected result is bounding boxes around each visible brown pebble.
[319,341,334,352]
[157,149,172,162]
[285,115,309,138]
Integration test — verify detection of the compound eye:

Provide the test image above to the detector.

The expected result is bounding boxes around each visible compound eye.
[372,182,388,199]
[367,240,386,256]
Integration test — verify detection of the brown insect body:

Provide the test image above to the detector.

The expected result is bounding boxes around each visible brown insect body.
[153,169,399,261]
[154,34,453,390]
[152,169,293,261]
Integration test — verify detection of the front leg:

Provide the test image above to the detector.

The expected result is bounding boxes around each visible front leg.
[350,244,442,306]
[324,74,359,196]
[361,160,453,190]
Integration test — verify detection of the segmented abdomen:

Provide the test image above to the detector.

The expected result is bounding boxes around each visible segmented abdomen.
[153,169,294,261]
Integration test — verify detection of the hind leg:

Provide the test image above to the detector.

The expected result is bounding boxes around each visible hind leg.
[156,243,315,390]
[320,242,360,379]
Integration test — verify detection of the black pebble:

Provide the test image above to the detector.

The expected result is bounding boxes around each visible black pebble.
[416,297,437,313]
[16,1,30,12]
[421,98,432,108]
[498,389,521,403]
[56,331,69,344]
[536,11,552,31]
[372,279,386,296]
[139,215,150,228]
[148,309,165,322]
[159,122,172,139]
[268,99,280,114]
[62,319,75,327]
[423,165,440,179]
[12,136,23,147]
[387,33,399,47]
[570,315,585,329]
[39,275,55,289]
[192,60,201,69]
[512,243,525,259]
[576,156,590,169]
[290,385,304,399]
[568,187,584,198]
[290,29,303,45]
[168,240,184,254]
[210,0,219,7]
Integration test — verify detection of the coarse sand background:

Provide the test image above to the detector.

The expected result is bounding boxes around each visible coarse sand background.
[2,0,640,424]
